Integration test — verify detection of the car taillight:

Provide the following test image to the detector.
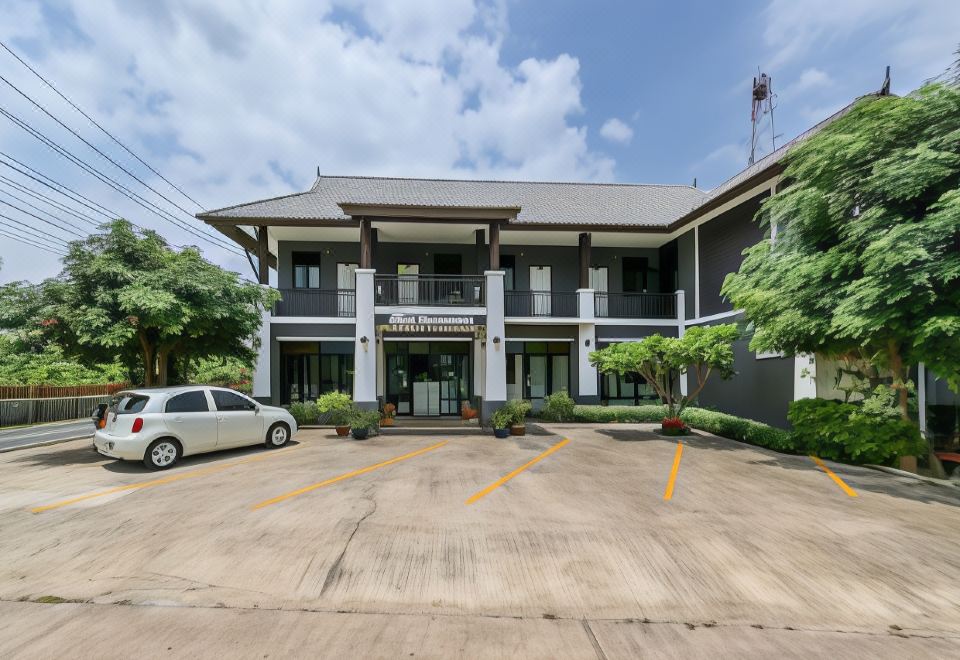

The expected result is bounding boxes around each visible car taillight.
[131,418,144,433]
[98,419,106,429]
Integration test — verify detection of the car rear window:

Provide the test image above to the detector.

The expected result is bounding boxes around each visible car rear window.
[165,391,209,413]
[115,394,149,415]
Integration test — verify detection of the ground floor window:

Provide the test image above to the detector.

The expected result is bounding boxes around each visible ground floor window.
[601,370,658,406]
[384,341,471,416]
[506,341,571,402]
[281,341,353,403]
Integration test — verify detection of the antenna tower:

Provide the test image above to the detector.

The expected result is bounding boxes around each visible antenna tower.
[749,71,777,165]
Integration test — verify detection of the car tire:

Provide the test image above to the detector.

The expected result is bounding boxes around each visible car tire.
[266,422,291,449]
[143,438,181,470]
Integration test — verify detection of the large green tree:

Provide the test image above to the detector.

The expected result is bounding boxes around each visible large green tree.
[1,220,277,387]
[722,83,960,422]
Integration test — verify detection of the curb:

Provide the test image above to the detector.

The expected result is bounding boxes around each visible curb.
[0,435,92,454]
[864,464,960,489]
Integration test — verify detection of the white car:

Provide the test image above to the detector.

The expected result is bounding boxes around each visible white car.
[94,386,298,470]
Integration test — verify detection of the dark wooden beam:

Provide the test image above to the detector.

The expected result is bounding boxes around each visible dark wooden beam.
[488,222,500,271]
[257,226,270,285]
[371,228,379,269]
[360,217,372,269]
[578,232,591,289]
[209,225,277,269]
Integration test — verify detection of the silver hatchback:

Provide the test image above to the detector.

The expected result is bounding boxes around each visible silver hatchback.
[94,386,298,470]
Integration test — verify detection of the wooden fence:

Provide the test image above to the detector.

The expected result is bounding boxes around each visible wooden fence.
[0,382,129,401]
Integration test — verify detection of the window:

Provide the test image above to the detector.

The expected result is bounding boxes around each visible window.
[501,254,515,290]
[292,252,322,289]
[116,394,150,414]
[212,390,255,412]
[165,391,208,413]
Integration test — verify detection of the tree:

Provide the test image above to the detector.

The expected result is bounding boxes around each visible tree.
[589,324,739,419]
[721,84,960,423]
[1,220,277,387]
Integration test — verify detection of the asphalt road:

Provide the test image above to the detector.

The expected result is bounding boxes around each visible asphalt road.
[0,419,94,453]
[1,424,958,658]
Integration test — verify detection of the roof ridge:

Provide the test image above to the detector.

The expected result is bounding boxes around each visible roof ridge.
[313,173,704,192]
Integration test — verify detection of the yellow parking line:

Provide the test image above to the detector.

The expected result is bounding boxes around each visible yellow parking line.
[810,455,858,497]
[663,442,684,501]
[31,446,301,513]
[466,438,569,505]
[252,440,448,510]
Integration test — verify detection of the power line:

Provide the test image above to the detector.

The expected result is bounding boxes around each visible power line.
[0,227,67,256]
[0,175,101,226]
[0,211,71,247]
[0,187,89,233]
[0,195,86,237]
[0,105,245,256]
[0,152,119,220]
[0,40,205,209]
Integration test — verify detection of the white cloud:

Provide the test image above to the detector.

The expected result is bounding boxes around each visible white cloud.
[599,118,633,145]
[0,0,612,282]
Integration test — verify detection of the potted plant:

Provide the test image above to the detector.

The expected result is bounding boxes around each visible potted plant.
[660,416,690,436]
[506,399,532,436]
[318,391,354,437]
[381,402,396,427]
[349,408,381,440]
[490,406,512,438]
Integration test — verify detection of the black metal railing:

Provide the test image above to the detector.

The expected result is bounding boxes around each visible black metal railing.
[595,292,676,319]
[274,289,356,317]
[504,290,579,317]
[375,275,485,307]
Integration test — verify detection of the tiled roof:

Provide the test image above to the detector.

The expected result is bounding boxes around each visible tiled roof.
[199,176,708,228]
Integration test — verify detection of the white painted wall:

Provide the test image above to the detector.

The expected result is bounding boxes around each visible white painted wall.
[484,271,507,402]
[353,268,377,405]
[252,307,271,399]
[676,289,688,396]
[576,289,597,397]
[793,354,817,400]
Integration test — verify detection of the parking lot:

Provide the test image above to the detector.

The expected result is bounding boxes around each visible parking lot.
[1,423,959,658]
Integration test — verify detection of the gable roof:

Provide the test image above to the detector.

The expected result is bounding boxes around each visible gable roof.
[199,176,708,228]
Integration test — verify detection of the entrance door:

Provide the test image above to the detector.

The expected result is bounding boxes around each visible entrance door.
[337,262,358,316]
[530,266,551,315]
[398,263,419,304]
[385,342,470,416]
[526,355,548,399]
[590,266,608,316]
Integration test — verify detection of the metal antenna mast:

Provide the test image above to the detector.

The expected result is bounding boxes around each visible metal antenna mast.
[749,71,777,165]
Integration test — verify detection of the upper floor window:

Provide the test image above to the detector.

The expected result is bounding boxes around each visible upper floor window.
[293,252,322,289]
[501,254,515,290]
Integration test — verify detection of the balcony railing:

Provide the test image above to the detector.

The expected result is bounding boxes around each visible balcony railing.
[375,275,485,307]
[274,289,356,317]
[595,292,676,319]
[504,290,579,317]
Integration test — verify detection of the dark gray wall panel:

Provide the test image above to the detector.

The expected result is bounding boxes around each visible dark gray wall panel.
[594,325,677,340]
[676,231,695,318]
[271,323,355,340]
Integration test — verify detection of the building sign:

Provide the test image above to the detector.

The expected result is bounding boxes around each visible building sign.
[377,313,486,338]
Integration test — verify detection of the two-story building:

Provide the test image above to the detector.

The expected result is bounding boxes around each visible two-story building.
[201,90,945,429]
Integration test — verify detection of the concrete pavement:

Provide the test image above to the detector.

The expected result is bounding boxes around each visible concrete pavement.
[1,424,958,657]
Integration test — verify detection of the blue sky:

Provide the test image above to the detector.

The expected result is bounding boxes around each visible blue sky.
[0,0,957,283]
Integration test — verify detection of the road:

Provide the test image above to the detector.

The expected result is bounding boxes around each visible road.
[0,419,94,453]
[1,424,958,658]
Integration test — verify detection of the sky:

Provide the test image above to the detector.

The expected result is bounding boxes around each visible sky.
[0,0,957,284]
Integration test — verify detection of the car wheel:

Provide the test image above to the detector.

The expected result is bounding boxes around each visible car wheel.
[143,438,181,470]
[266,423,290,449]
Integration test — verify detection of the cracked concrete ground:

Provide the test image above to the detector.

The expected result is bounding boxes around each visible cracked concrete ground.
[1,424,958,658]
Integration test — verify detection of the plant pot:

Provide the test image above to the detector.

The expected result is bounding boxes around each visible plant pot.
[493,428,510,439]
[510,424,526,436]
[381,417,395,427]
[335,425,350,437]
[351,428,370,440]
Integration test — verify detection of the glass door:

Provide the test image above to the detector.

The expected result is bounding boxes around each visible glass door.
[590,266,608,316]
[337,262,358,316]
[398,263,419,304]
[530,266,551,315]
[526,354,548,399]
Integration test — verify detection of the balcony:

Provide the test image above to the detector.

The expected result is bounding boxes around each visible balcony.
[274,289,356,317]
[595,292,676,319]
[504,291,578,317]
[375,275,485,307]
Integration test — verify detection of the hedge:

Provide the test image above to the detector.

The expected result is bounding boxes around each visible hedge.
[564,405,796,453]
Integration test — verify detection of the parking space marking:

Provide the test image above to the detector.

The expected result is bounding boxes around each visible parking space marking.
[810,456,858,497]
[31,446,301,513]
[251,440,448,510]
[663,442,684,501]
[465,438,569,505]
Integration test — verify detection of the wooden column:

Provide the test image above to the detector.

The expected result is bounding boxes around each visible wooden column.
[578,232,591,289]
[257,225,270,285]
[359,218,372,269]
[488,222,500,271]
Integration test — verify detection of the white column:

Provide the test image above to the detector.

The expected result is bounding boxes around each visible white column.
[676,289,688,396]
[353,268,377,409]
[793,354,817,400]
[252,307,271,400]
[693,226,700,320]
[918,362,927,436]
[483,271,506,420]
[473,337,483,396]
[576,289,598,400]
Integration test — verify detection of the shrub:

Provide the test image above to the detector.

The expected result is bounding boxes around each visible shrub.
[349,408,381,432]
[317,391,354,426]
[571,405,667,424]
[788,398,926,465]
[490,406,513,430]
[504,399,532,425]
[288,400,319,426]
[540,390,575,422]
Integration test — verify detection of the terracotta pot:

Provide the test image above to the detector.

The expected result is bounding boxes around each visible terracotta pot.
[380,417,395,427]
[510,424,526,436]
[335,425,350,437]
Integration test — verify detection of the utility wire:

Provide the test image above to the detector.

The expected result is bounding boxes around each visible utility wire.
[0,188,89,233]
[0,40,205,209]
[0,175,101,226]
[0,106,244,256]
[0,211,70,247]
[0,151,119,219]
[0,196,85,236]
[0,227,67,256]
